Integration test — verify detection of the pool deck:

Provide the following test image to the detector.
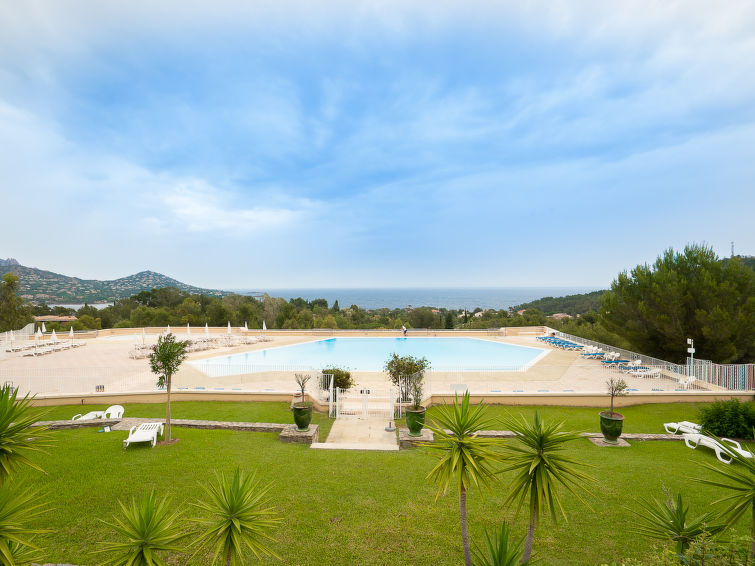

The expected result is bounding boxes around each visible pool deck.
[0,329,730,399]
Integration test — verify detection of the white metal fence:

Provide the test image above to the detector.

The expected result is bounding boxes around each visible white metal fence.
[557,330,755,391]
[335,386,395,420]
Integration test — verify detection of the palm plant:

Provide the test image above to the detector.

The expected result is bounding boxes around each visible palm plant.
[423,392,502,566]
[472,521,528,566]
[191,468,281,565]
[0,384,51,564]
[0,384,51,484]
[97,491,186,566]
[499,412,594,564]
[630,491,725,556]
[148,333,189,442]
[697,438,755,559]
[0,483,48,565]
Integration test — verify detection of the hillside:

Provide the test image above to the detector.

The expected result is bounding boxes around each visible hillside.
[514,290,607,316]
[0,261,228,303]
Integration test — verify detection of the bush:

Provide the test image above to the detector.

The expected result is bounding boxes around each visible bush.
[699,399,755,439]
[321,367,353,391]
[383,354,431,386]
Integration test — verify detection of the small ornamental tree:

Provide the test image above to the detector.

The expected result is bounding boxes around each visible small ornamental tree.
[605,377,628,417]
[384,354,431,386]
[149,333,189,442]
[384,354,431,403]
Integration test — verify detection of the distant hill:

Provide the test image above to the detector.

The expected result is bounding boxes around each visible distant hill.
[0,260,228,303]
[514,290,607,316]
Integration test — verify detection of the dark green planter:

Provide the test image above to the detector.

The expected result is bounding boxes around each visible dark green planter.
[405,407,426,437]
[599,411,624,444]
[293,404,313,431]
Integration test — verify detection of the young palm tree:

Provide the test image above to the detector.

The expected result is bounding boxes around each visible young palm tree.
[191,467,281,565]
[148,333,189,442]
[423,392,502,566]
[0,384,51,484]
[472,521,527,566]
[0,384,51,563]
[630,491,725,556]
[697,438,755,559]
[500,412,594,564]
[97,491,186,566]
[0,483,48,565]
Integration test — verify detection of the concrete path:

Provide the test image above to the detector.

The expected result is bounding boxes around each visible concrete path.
[311,416,399,451]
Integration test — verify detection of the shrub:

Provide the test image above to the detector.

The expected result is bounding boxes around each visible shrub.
[383,354,431,386]
[698,399,755,439]
[321,367,353,391]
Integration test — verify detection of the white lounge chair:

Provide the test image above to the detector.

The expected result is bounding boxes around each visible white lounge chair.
[72,410,105,421]
[683,433,754,464]
[664,421,702,435]
[104,405,125,418]
[123,422,164,448]
[629,368,662,378]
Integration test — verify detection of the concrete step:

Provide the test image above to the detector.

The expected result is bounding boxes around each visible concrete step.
[310,441,399,451]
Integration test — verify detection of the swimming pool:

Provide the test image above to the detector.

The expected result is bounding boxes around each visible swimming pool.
[190,337,548,374]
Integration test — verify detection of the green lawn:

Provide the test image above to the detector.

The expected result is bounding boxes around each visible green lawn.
[19,401,749,565]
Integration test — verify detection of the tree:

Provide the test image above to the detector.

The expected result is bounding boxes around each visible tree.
[600,245,755,363]
[697,440,755,559]
[0,384,52,563]
[383,354,431,387]
[148,333,189,442]
[0,274,32,332]
[424,393,502,566]
[0,385,51,484]
[630,491,725,557]
[98,491,186,566]
[500,412,594,563]
[191,468,281,565]
[472,522,527,566]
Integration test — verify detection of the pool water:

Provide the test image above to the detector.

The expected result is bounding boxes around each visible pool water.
[191,337,547,373]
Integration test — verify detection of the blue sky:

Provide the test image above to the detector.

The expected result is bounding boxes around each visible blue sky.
[2,1,754,289]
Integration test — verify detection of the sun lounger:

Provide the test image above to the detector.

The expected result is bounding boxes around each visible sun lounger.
[629,368,661,378]
[683,433,754,464]
[72,410,105,421]
[664,421,702,435]
[123,422,164,448]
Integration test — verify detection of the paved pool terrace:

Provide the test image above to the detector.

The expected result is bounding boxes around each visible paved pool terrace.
[1,329,729,400]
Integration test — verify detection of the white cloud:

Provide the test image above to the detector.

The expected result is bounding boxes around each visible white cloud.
[159,182,314,234]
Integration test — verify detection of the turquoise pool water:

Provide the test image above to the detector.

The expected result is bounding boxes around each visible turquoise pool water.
[191,337,547,373]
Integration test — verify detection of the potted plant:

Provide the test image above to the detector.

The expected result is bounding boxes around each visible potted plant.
[292,373,313,431]
[405,372,426,437]
[600,376,628,444]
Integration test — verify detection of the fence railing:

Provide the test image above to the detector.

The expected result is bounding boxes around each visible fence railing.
[556,330,755,391]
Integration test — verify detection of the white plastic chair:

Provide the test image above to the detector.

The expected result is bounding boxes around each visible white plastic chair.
[104,405,125,418]
[664,421,702,435]
[123,423,164,448]
[679,376,696,390]
[683,433,754,464]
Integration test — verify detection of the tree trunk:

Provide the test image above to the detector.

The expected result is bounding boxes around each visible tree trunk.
[751,498,754,560]
[522,507,537,564]
[166,372,172,442]
[460,485,471,566]
[226,546,232,566]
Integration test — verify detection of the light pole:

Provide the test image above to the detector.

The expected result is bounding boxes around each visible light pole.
[686,338,695,377]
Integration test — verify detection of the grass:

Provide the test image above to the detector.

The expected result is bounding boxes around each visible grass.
[34,400,335,437]
[19,401,750,564]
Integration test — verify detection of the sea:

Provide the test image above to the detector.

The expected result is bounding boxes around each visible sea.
[233,287,602,311]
